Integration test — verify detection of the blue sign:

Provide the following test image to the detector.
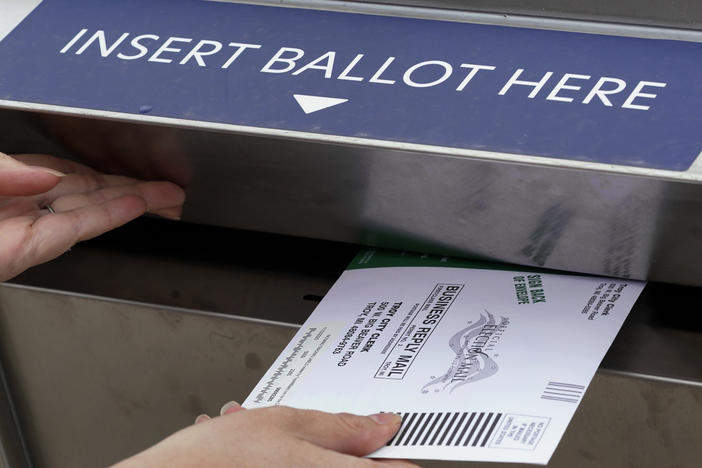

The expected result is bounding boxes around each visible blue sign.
[0,0,701,171]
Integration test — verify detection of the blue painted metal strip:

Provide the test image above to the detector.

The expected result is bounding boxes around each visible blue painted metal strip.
[0,0,700,171]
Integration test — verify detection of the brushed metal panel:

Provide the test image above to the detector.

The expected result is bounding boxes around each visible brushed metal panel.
[0,284,699,467]
[337,0,702,29]
[8,219,702,385]
[0,361,30,468]
[0,284,298,468]
[3,109,702,285]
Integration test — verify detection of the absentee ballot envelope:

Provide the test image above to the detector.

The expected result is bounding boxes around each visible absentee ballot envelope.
[243,249,645,464]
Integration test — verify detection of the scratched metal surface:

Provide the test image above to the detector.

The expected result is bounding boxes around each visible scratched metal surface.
[0,274,699,467]
[5,108,702,286]
[343,0,702,29]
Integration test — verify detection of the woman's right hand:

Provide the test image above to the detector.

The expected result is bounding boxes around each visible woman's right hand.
[113,405,420,468]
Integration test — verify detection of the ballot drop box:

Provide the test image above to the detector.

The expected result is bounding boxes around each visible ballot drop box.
[0,1,700,467]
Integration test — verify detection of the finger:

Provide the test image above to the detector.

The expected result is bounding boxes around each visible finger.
[269,407,402,457]
[49,181,185,214]
[0,169,63,197]
[150,206,182,221]
[10,153,96,175]
[194,414,211,425]
[0,153,64,196]
[219,401,245,416]
[13,195,147,274]
[0,199,42,221]
[39,173,144,201]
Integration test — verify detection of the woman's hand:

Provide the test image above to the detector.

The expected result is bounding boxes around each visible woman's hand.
[2,152,416,467]
[0,152,185,281]
[114,403,419,468]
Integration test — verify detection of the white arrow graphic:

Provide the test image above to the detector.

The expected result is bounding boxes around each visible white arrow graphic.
[293,94,348,114]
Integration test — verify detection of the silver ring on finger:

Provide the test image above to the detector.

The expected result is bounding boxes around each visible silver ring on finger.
[41,204,72,252]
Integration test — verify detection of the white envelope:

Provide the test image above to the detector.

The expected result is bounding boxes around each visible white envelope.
[244,249,645,464]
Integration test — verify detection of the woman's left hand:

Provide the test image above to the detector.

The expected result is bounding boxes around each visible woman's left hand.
[0,152,185,281]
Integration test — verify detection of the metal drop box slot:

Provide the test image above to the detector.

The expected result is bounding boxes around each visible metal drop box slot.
[0,0,701,467]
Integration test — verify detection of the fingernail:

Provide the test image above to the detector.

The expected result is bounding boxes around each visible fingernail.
[368,412,402,425]
[194,414,211,424]
[219,401,241,416]
[29,166,66,177]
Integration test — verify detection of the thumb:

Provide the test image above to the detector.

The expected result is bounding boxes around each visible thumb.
[0,153,65,196]
[272,407,402,457]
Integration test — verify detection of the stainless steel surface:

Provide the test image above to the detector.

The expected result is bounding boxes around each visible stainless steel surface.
[340,0,702,29]
[0,284,298,468]
[227,0,702,40]
[9,218,355,325]
[4,109,702,286]
[0,279,700,468]
[9,218,702,386]
[600,284,702,386]
[0,362,30,468]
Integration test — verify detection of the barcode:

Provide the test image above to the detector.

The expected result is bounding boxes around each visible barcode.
[387,412,503,447]
[540,381,585,403]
